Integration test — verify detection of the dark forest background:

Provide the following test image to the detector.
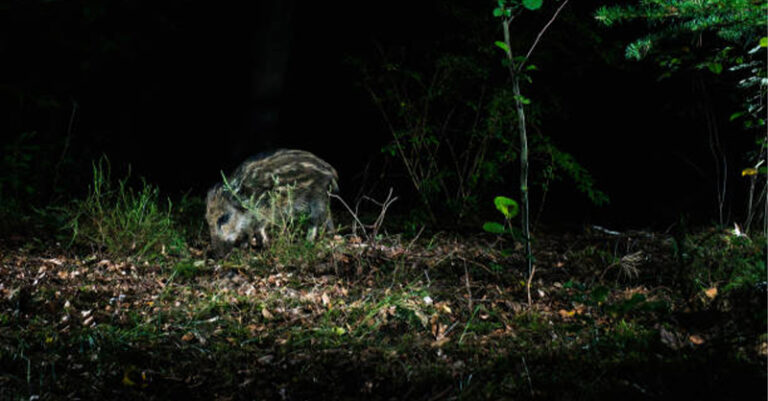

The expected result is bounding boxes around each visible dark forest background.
[0,0,761,230]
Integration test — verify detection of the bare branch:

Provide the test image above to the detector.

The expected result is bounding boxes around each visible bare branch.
[519,0,571,72]
[329,193,368,239]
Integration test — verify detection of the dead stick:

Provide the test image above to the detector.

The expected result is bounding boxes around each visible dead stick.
[464,259,473,312]
[526,265,537,307]
[521,355,534,398]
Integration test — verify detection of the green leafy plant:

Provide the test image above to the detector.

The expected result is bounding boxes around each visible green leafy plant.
[685,230,766,294]
[360,52,504,224]
[493,0,570,278]
[483,196,520,235]
[536,139,609,207]
[483,86,608,229]
[595,1,766,61]
[0,132,39,200]
[0,132,41,231]
[355,2,605,231]
[66,157,185,259]
[595,0,767,228]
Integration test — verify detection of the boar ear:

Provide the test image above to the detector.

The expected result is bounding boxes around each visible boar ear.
[206,184,222,202]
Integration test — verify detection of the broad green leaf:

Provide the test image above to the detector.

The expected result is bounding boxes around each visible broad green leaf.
[761,37,767,47]
[525,64,538,71]
[522,0,543,10]
[513,94,531,105]
[494,196,519,219]
[729,111,744,121]
[494,41,510,53]
[707,62,722,75]
[493,7,503,17]
[483,222,506,234]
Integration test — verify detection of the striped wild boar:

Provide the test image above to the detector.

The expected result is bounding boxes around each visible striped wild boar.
[206,149,339,255]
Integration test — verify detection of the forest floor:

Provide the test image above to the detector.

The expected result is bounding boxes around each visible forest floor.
[0,226,766,400]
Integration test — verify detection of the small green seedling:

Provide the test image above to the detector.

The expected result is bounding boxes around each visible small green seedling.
[483,196,520,235]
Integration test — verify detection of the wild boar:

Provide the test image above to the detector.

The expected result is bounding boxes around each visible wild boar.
[206,149,338,255]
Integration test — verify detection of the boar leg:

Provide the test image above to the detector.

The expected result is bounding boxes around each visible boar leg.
[306,225,318,242]
[258,226,269,246]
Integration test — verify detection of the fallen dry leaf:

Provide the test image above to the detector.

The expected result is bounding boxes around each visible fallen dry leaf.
[622,286,649,299]
[321,292,331,307]
[704,287,718,299]
[689,334,705,345]
[257,354,274,364]
[558,309,575,318]
[181,332,195,342]
[431,336,450,348]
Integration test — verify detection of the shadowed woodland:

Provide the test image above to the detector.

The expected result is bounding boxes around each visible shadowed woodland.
[0,0,766,400]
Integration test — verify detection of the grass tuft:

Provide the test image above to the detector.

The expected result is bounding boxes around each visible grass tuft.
[65,157,186,259]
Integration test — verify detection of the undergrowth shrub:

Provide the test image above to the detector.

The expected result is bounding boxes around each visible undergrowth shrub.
[0,132,41,233]
[260,209,330,270]
[66,158,186,259]
[684,230,766,293]
[355,48,608,228]
[263,237,329,271]
[173,193,207,248]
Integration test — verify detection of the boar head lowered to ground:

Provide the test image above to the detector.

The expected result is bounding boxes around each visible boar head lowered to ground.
[205,149,338,256]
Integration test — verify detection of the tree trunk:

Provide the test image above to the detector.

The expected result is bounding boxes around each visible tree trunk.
[503,18,533,279]
[512,76,532,278]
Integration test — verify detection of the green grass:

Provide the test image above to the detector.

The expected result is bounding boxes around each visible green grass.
[683,230,766,293]
[65,158,186,260]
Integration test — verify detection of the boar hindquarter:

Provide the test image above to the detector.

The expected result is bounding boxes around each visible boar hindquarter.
[206,149,338,254]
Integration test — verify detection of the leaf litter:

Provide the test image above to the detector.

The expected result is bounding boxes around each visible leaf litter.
[0,229,765,400]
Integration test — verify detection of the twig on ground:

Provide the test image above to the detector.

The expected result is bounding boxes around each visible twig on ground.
[405,225,425,253]
[521,355,534,398]
[429,250,457,270]
[457,255,494,275]
[464,259,473,312]
[526,265,537,307]
[459,305,480,345]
